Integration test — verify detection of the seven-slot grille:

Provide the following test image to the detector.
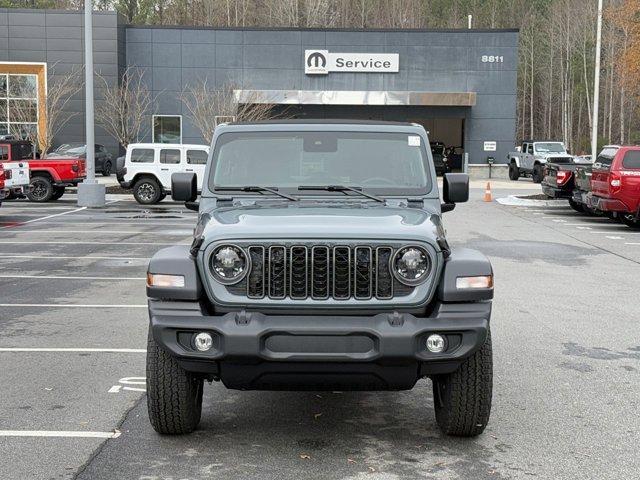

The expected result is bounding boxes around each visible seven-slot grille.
[239,244,407,300]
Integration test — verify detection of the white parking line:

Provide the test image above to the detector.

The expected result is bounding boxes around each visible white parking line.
[0,430,121,439]
[0,241,182,246]
[0,206,87,229]
[592,231,640,235]
[0,304,147,308]
[0,347,145,352]
[625,243,640,245]
[0,275,145,280]
[0,254,150,260]
[4,230,192,235]
[6,221,196,227]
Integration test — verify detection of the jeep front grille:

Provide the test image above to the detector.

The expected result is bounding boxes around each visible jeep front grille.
[236,244,410,300]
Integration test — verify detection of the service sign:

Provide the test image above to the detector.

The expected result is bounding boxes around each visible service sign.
[305,50,399,75]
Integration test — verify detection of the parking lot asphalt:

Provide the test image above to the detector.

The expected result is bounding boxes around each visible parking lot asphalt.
[1,186,639,480]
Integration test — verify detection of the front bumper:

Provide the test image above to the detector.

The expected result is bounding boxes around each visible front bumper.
[149,299,491,390]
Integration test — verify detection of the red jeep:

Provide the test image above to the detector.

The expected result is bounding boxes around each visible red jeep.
[0,140,86,202]
[587,146,640,228]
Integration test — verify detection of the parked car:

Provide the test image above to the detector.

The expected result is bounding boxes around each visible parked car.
[587,145,640,228]
[569,146,619,215]
[48,143,114,176]
[541,157,592,211]
[430,141,451,176]
[145,120,494,438]
[0,157,30,205]
[0,140,86,202]
[118,143,209,204]
[508,140,574,183]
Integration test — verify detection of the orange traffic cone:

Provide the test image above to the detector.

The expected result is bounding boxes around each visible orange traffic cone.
[483,182,492,202]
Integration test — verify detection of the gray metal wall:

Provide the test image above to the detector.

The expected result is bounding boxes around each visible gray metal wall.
[127,27,518,164]
[0,7,518,164]
[0,8,121,155]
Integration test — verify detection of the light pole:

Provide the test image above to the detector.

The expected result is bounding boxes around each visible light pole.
[77,0,105,207]
[591,0,603,160]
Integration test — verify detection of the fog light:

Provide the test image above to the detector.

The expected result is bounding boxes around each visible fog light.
[426,334,446,353]
[193,332,213,352]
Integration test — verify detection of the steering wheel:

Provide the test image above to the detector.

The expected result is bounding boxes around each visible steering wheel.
[361,177,395,186]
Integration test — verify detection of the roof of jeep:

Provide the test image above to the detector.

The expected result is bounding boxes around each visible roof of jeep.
[226,119,419,127]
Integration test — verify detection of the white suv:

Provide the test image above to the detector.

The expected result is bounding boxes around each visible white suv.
[118,143,209,204]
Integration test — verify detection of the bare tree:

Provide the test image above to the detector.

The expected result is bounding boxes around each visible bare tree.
[180,80,277,144]
[10,64,82,157]
[95,66,156,148]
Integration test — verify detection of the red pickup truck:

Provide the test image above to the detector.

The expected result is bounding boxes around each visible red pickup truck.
[0,140,86,202]
[587,146,640,228]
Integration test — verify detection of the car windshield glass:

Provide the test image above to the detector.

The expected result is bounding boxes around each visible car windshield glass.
[210,131,430,195]
[53,143,85,156]
[535,143,565,153]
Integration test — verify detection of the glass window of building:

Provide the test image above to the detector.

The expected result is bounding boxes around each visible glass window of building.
[153,115,182,144]
[0,74,38,140]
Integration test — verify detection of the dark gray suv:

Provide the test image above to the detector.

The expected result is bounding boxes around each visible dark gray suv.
[145,121,494,437]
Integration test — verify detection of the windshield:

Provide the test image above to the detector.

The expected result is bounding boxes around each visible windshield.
[210,131,431,195]
[52,143,85,156]
[535,142,566,153]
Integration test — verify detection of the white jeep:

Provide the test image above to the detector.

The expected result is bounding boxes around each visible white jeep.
[507,141,573,183]
[117,143,209,204]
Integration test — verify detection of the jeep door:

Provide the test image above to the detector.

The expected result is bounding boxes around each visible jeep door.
[523,143,535,170]
[158,147,182,189]
[185,147,208,191]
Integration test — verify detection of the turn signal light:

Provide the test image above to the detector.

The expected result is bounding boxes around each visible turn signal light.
[147,273,185,288]
[456,275,493,289]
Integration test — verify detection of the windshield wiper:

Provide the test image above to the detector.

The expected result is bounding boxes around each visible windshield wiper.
[298,185,384,203]
[214,186,299,201]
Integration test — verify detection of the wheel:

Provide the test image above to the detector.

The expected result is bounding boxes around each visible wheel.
[158,192,167,202]
[532,164,544,184]
[621,213,640,229]
[508,162,520,181]
[568,198,584,213]
[50,187,66,201]
[27,176,54,202]
[432,330,493,437]
[102,161,112,177]
[146,329,203,435]
[133,177,162,204]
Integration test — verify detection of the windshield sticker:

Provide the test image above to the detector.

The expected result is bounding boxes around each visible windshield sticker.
[408,136,421,147]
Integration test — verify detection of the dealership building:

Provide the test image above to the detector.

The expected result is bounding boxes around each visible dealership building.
[0,8,518,177]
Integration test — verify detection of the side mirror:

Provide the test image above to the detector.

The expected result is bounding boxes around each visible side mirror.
[172,172,197,203]
[442,173,469,212]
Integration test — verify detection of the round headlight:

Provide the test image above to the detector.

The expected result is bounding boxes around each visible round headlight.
[391,246,431,286]
[210,245,249,284]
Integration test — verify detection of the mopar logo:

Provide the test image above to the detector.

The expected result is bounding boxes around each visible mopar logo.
[307,51,326,68]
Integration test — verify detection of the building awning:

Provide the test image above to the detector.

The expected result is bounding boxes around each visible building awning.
[235,90,476,107]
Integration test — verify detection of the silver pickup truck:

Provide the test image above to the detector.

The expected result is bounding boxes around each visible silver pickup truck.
[508,140,574,183]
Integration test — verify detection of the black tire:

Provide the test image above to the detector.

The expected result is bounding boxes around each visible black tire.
[50,187,66,201]
[621,213,640,229]
[532,164,544,184]
[27,175,54,202]
[508,162,520,181]
[568,198,584,213]
[432,330,493,437]
[133,177,162,205]
[158,192,167,202]
[102,161,112,177]
[146,329,204,435]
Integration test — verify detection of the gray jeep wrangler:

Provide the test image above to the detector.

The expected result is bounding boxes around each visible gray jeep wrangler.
[146,120,494,437]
